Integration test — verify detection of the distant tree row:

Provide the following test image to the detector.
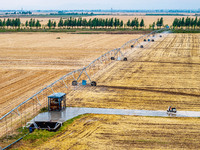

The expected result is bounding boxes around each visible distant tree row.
[47,17,125,29]
[127,18,144,28]
[149,17,164,29]
[172,17,200,29]
[0,18,42,28]
[46,17,147,29]
[156,17,164,28]
[0,18,21,28]
[25,18,41,28]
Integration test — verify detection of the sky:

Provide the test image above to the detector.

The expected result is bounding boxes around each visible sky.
[1,0,200,10]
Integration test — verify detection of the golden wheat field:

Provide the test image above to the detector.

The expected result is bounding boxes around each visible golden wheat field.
[68,33,200,111]
[14,114,200,150]
[0,33,141,117]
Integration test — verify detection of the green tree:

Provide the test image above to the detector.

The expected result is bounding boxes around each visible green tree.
[152,22,155,30]
[47,19,52,28]
[0,19,2,27]
[114,18,118,28]
[197,18,200,27]
[6,18,11,28]
[25,20,28,27]
[131,20,135,28]
[181,17,185,28]
[135,18,139,29]
[105,18,108,28]
[156,17,163,28]
[3,19,6,27]
[193,17,198,29]
[185,17,191,28]
[64,20,68,27]
[11,19,15,27]
[101,19,105,28]
[127,19,131,27]
[68,17,72,28]
[172,18,178,28]
[120,20,123,28]
[36,20,41,28]
[140,19,144,28]
[32,19,36,27]
[109,18,114,28]
[88,19,92,28]
[29,18,33,27]
[15,18,21,28]
[160,17,163,27]
[77,17,82,27]
[58,18,64,27]
[92,18,97,28]
[53,21,56,28]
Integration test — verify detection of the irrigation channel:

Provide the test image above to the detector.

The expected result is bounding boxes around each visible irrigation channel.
[32,107,200,124]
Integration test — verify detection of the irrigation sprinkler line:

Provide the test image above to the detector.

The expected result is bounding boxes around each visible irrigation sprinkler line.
[5,116,8,141]
[11,112,13,134]
[76,69,84,81]
[0,28,168,122]
[0,28,168,148]
[50,86,55,94]
[12,109,20,116]
[62,79,68,89]
[21,109,22,130]
[36,95,41,106]
[84,70,92,82]
[2,133,29,150]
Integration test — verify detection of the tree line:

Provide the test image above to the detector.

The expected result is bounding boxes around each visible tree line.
[126,18,144,28]
[0,18,42,28]
[25,18,41,28]
[3,17,200,30]
[172,17,200,29]
[47,17,125,29]
[149,17,164,30]
[0,17,166,30]
[0,18,21,28]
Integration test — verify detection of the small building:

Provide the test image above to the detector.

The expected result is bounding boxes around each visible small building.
[48,93,66,111]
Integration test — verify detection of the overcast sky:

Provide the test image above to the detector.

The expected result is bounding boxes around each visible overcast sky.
[1,0,200,10]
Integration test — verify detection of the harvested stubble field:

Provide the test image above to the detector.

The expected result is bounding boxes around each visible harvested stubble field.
[4,33,200,150]
[14,114,200,150]
[0,33,141,117]
[68,33,200,111]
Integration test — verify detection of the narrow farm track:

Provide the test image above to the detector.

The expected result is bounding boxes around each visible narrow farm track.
[68,33,200,111]
[0,33,141,117]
